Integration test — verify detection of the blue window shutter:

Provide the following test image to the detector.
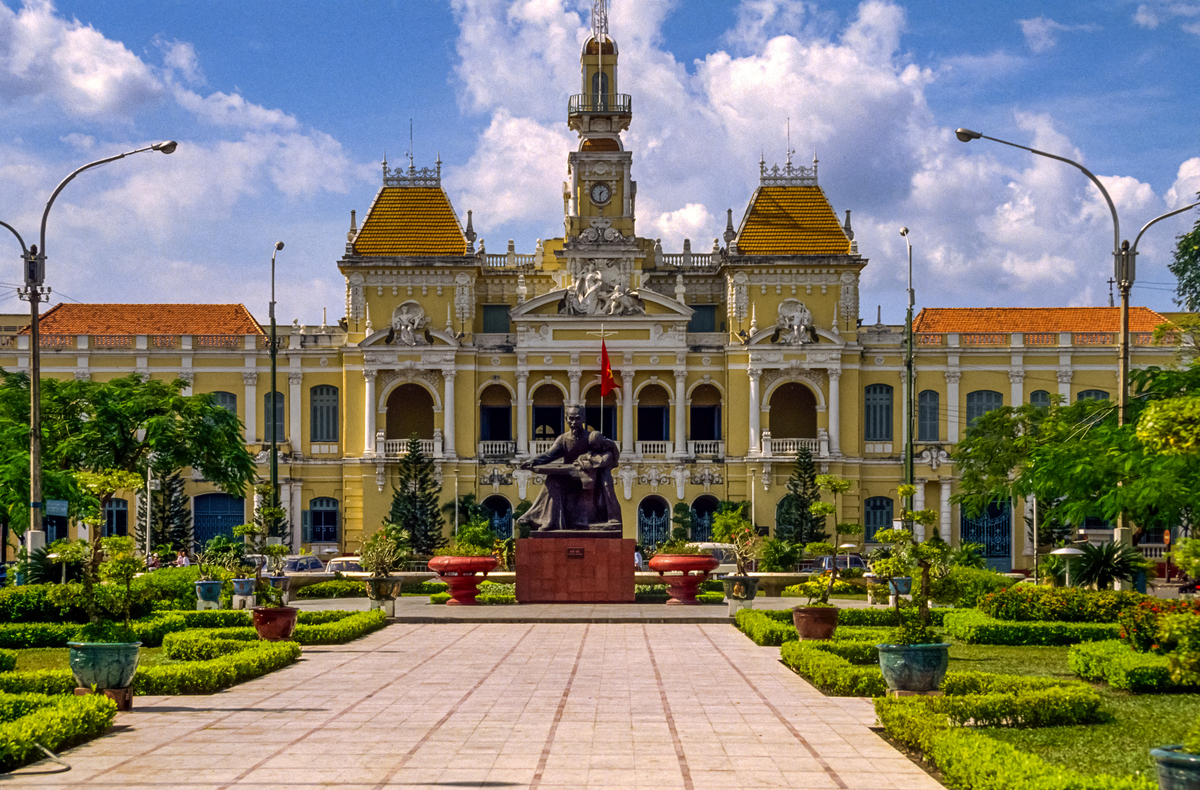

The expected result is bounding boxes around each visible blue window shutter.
[301,510,311,543]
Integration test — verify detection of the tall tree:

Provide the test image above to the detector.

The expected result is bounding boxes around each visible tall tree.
[388,435,446,556]
[775,448,824,543]
[135,469,193,551]
[1169,195,1200,312]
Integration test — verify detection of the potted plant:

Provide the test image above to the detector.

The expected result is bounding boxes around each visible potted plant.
[360,531,403,615]
[712,503,764,616]
[66,536,145,697]
[792,542,839,639]
[428,516,498,606]
[234,501,298,641]
[647,539,719,605]
[194,551,223,607]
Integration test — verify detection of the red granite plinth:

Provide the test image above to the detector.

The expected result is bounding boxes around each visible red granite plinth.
[516,538,635,603]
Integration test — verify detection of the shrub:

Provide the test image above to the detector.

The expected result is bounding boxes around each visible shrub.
[163,610,385,651]
[780,641,889,696]
[1068,640,1180,692]
[133,641,301,695]
[839,607,955,627]
[400,580,447,594]
[0,650,14,673]
[978,586,1148,623]
[162,633,259,661]
[1119,599,1200,652]
[0,622,82,649]
[920,567,1013,608]
[133,566,201,610]
[0,585,67,623]
[430,592,515,605]
[0,693,116,772]
[944,610,1120,645]
[782,579,860,597]
[0,669,76,695]
[876,685,1104,730]
[1161,613,1200,686]
[296,580,368,599]
[736,610,797,646]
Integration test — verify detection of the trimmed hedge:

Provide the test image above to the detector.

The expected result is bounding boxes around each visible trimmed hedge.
[978,586,1148,623]
[736,607,956,647]
[430,593,515,605]
[944,610,1120,645]
[780,640,888,696]
[735,609,798,646]
[875,688,1153,790]
[163,610,386,653]
[0,649,16,673]
[0,692,117,773]
[919,567,1015,608]
[1068,639,1185,693]
[296,580,367,599]
[134,641,302,695]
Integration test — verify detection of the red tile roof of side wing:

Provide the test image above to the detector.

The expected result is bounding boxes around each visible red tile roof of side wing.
[23,304,264,336]
[912,307,1168,334]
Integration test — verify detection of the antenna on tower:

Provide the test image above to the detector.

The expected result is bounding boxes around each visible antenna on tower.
[407,119,415,170]
[592,0,609,40]
[786,116,794,166]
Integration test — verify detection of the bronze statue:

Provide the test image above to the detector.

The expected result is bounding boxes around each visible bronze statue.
[517,405,622,534]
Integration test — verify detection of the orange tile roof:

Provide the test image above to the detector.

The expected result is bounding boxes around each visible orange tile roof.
[736,186,851,256]
[26,303,263,336]
[913,307,1167,334]
[353,187,467,256]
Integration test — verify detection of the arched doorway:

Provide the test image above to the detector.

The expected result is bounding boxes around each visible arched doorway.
[386,384,434,454]
[531,384,564,452]
[482,495,513,539]
[961,500,1012,572]
[769,383,818,438]
[479,384,513,457]
[689,384,722,455]
[691,494,720,542]
[193,493,245,550]
[637,495,670,547]
[636,383,671,454]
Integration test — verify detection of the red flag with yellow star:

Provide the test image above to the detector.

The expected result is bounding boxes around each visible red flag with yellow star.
[600,340,616,396]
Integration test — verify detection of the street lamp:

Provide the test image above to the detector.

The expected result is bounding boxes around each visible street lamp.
[956,127,1199,542]
[1050,545,1085,588]
[11,141,177,552]
[899,227,915,519]
[268,241,284,536]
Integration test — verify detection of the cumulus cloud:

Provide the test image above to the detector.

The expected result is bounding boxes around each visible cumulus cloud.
[173,87,299,131]
[1017,16,1099,53]
[1131,2,1200,33]
[156,37,204,85]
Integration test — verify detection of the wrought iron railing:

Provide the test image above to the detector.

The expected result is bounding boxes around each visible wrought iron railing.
[568,93,631,114]
[638,511,669,547]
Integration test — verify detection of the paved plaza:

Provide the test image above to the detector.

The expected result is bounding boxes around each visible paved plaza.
[7,623,942,789]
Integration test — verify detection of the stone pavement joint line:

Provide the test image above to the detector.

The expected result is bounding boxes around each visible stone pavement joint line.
[699,624,848,789]
[1,623,944,790]
[641,624,694,790]
[529,623,590,789]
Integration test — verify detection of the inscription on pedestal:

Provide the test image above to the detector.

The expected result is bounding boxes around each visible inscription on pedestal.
[515,538,634,603]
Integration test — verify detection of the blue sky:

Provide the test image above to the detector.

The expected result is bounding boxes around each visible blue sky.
[0,0,1197,324]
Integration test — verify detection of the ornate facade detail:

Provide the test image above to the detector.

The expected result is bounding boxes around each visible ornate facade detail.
[838,271,859,325]
[481,465,513,493]
[944,371,961,385]
[759,154,818,186]
[177,371,194,385]
[73,369,91,381]
[672,465,687,500]
[727,271,749,322]
[1057,368,1074,384]
[454,273,475,324]
[514,468,532,499]
[772,299,816,345]
[638,465,670,493]
[761,462,772,491]
[346,273,365,321]
[690,465,723,492]
[617,465,637,500]
[288,372,303,386]
[760,367,825,394]
[242,372,259,386]
[918,446,951,471]
[382,157,442,188]
[1008,369,1025,384]
[559,257,645,316]
[376,461,386,492]
[388,301,431,345]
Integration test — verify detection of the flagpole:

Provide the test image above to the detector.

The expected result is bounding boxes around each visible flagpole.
[600,322,604,437]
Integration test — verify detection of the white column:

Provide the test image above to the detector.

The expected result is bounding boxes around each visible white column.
[363,370,377,457]
[242,372,258,443]
[673,369,687,457]
[288,371,302,450]
[621,369,634,456]
[945,371,961,444]
[914,477,927,541]
[442,368,456,457]
[1057,368,1072,401]
[1009,370,1024,409]
[568,369,581,406]
[515,371,529,455]
[748,369,761,455]
[827,369,841,455]
[939,478,952,543]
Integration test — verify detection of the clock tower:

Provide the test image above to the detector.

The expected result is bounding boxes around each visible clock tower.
[564,0,635,241]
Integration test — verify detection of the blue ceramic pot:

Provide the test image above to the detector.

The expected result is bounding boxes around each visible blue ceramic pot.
[267,576,288,590]
[195,580,222,603]
[877,643,950,692]
[887,577,913,595]
[1151,745,1200,790]
[67,642,142,690]
[232,578,256,596]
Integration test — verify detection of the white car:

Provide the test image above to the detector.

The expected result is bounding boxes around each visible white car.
[324,556,370,579]
[686,542,739,575]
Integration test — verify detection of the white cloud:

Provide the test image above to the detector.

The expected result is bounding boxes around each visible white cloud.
[652,203,716,244]
[156,37,204,85]
[1017,16,1099,53]
[1130,2,1200,34]
[1166,158,1200,207]
[1134,4,1160,27]
[173,86,299,131]
[0,0,162,117]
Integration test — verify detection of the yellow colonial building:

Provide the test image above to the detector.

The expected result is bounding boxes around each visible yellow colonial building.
[0,20,1183,571]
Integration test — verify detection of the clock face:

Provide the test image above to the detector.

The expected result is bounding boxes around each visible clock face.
[590,182,612,205]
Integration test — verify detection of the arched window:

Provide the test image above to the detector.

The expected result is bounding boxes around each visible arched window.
[689,384,722,443]
[917,390,939,442]
[104,498,128,537]
[965,390,1003,427]
[480,385,512,442]
[304,497,339,543]
[1030,390,1051,408]
[864,384,893,441]
[310,385,338,442]
[211,391,237,414]
[532,385,564,444]
[864,497,893,543]
[264,391,284,443]
[637,384,671,444]
[1078,389,1109,401]
[591,70,609,102]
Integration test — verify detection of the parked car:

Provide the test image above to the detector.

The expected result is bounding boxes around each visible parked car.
[282,555,326,574]
[686,543,740,576]
[324,556,370,579]
[817,554,869,572]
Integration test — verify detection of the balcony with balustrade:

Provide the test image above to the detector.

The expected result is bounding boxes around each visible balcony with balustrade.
[376,431,441,459]
[478,440,516,460]
[912,330,1165,350]
[759,431,829,459]
[635,440,670,457]
[568,93,631,117]
[687,440,724,459]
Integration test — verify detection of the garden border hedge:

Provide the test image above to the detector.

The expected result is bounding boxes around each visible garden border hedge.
[943,610,1121,645]
[0,692,117,773]
[1067,639,1189,693]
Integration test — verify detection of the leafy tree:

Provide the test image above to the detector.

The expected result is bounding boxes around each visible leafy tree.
[388,434,446,556]
[671,502,692,542]
[775,448,824,543]
[135,469,193,552]
[807,475,864,602]
[1169,195,1200,311]
[441,493,487,531]
[1072,541,1145,590]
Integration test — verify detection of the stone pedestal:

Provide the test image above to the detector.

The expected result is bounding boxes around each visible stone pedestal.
[231,594,255,610]
[196,600,219,611]
[516,538,635,603]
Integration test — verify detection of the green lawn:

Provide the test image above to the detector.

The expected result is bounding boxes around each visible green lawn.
[983,691,1200,779]
[16,647,174,672]
[947,642,1076,680]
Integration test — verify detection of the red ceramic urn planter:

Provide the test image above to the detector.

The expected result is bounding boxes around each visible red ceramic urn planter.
[251,606,299,641]
[428,555,499,605]
[648,554,720,605]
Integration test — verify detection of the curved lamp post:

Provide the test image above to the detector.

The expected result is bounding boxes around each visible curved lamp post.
[956,128,1199,544]
[12,141,177,549]
[269,241,284,538]
[899,227,915,519]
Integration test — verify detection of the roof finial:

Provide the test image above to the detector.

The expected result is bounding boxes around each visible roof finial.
[407,119,415,171]
[786,116,793,166]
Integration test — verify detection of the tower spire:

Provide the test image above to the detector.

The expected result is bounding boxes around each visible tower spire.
[592,0,608,41]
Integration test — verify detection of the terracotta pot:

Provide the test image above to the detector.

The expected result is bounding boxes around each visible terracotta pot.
[428,555,499,605]
[877,643,950,692]
[67,642,141,690]
[648,554,720,605]
[251,606,299,641]
[792,606,839,640]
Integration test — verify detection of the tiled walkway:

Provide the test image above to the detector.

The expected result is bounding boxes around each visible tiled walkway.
[6,624,942,789]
